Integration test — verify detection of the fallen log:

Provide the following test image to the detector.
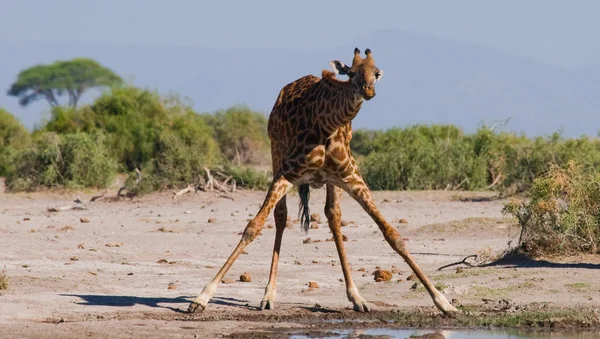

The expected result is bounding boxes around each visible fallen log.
[47,205,89,212]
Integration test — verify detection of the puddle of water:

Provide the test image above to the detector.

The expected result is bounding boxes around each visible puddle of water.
[289,328,600,339]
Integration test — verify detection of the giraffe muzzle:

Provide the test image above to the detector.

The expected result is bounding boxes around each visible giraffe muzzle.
[361,88,376,100]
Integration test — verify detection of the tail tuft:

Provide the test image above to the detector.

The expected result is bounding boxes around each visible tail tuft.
[298,184,311,233]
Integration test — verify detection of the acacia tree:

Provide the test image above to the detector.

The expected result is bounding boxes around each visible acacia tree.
[7,58,123,109]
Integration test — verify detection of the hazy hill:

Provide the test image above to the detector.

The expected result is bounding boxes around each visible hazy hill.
[1,30,598,136]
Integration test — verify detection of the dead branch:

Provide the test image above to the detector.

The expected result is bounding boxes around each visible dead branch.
[173,185,194,199]
[453,178,468,190]
[204,167,214,191]
[435,254,478,271]
[47,205,89,212]
[90,194,105,202]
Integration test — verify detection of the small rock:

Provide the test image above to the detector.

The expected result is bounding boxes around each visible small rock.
[240,273,252,282]
[373,269,393,282]
[310,222,319,229]
[456,267,464,274]
[310,213,321,223]
[340,220,355,227]
[452,298,461,306]
[70,256,79,261]
[157,259,168,264]
[267,224,274,229]
[342,235,348,242]
[407,273,417,281]
[167,282,177,290]
[127,272,134,276]
[303,238,312,244]
[393,218,408,224]
[308,281,319,288]
[184,210,192,214]
[221,279,234,284]
[207,217,217,223]
[80,217,90,223]
[294,260,302,265]
[23,217,30,221]
[357,268,366,272]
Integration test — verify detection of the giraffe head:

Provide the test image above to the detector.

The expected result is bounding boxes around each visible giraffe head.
[329,48,384,100]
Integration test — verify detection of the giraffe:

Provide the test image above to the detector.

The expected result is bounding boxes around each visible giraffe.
[187,48,458,315]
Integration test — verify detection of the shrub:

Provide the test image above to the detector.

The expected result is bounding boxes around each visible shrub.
[5,131,117,191]
[357,124,600,192]
[0,108,30,176]
[221,164,271,190]
[503,160,600,256]
[205,106,270,165]
[0,270,8,292]
[359,125,488,190]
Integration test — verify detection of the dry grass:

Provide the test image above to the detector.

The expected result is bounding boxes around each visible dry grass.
[0,271,9,292]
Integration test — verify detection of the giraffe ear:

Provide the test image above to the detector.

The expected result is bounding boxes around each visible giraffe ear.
[375,69,384,82]
[330,60,350,76]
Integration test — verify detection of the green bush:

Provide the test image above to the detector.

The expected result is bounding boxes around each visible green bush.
[503,160,600,255]
[6,131,117,191]
[357,124,600,192]
[0,108,30,176]
[221,164,271,190]
[205,106,270,165]
[360,125,488,190]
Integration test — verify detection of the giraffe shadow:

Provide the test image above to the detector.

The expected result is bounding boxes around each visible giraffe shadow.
[60,294,253,312]
[480,251,600,270]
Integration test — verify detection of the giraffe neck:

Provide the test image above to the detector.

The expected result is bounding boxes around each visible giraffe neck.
[318,71,364,134]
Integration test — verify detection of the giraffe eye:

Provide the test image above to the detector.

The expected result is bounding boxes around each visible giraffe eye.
[375,71,381,78]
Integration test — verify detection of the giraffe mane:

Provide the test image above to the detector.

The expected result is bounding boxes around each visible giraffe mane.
[321,70,352,89]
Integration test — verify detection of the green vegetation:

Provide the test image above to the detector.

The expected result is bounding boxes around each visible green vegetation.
[0,108,31,176]
[352,125,600,192]
[7,58,122,108]
[1,60,271,193]
[383,306,600,329]
[503,160,600,255]
[0,271,8,292]
[6,131,117,191]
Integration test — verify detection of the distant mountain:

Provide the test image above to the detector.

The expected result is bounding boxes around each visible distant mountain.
[1,30,599,136]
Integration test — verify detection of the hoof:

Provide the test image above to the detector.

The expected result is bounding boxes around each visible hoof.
[260,299,275,310]
[187,300,207,314]
[442,305,460,317]
[434,297,459,316]
[352,301,371,313]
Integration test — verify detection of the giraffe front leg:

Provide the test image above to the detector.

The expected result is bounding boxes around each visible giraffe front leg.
[335,174,458,315]
[260,197,287,310]
[325,184,370,312]
[188,175,293,313]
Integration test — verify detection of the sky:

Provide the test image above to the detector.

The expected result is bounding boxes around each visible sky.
[1,0,599,69]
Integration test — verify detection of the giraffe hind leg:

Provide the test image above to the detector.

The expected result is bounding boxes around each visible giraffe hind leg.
[335,173,458,315]
[188,175,293,313]
[325,183,370,312]
[260,197,287,310]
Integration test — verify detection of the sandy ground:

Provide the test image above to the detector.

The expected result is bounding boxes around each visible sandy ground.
[1,178,600,338]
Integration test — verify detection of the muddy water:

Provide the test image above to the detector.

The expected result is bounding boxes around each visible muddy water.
[289,328,600,339]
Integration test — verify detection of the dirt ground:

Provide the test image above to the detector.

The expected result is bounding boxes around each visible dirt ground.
[1,177,600,338]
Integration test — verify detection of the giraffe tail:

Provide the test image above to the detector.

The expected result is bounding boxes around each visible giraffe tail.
[298,184,311,233]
